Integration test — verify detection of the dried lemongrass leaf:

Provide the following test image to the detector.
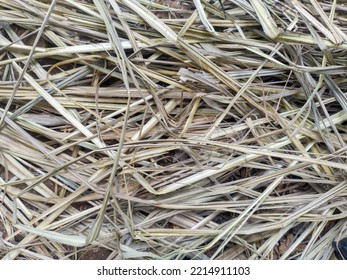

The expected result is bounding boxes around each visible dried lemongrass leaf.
[15,224,87,247]
[250,0,280,39]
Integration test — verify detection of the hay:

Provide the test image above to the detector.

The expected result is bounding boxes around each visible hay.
[0,0,347,260]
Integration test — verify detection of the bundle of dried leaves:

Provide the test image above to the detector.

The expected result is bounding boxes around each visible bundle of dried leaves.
[0,0,347,260]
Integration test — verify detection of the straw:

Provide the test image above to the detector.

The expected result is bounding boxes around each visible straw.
[1,0,347,260]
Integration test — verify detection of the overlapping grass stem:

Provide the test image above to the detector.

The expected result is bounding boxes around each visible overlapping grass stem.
[0,0,347,260]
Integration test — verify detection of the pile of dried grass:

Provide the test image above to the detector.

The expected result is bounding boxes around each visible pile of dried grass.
[0,0,347,260]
